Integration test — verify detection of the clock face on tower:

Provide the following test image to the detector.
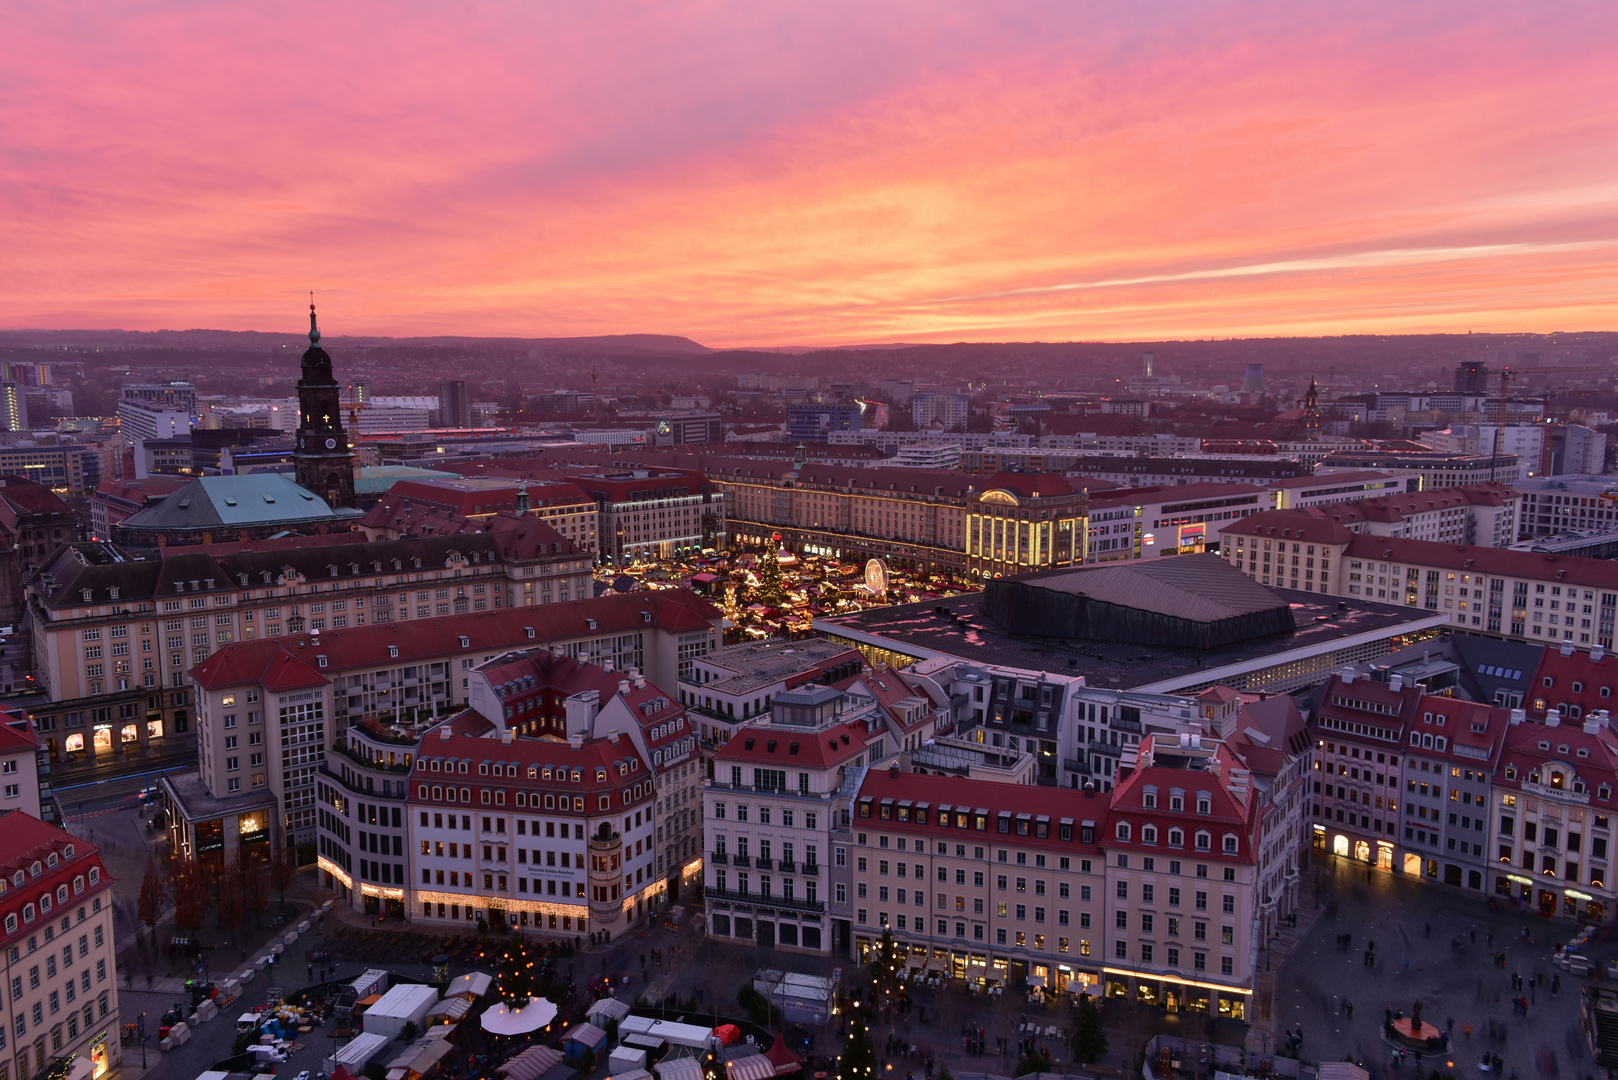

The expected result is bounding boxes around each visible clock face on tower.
[325,438,337,449]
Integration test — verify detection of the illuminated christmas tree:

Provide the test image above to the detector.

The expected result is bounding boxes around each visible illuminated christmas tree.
[836,1005,876,1080]
[756,548,788,607]
[495,932,538,1008]
[868,926,904,1002]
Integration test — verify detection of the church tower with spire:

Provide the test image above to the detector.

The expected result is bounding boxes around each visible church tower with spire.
[294,302,356,508]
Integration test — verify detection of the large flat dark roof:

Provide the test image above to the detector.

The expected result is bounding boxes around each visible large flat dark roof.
[817,585,1445,692]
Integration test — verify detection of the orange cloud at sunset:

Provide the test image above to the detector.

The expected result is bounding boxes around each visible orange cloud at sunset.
[2,1,1616,345]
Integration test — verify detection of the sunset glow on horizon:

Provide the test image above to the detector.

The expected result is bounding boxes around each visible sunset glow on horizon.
[4,1,1618,346]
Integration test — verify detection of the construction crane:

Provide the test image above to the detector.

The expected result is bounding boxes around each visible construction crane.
[1487,365,1611,481]
[587,364,599,419]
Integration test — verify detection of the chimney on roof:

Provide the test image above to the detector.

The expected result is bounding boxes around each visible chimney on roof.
[1340,669,1355,684]
[608,731,620,745]
[888,764,899,779]
[1595,646,1607,662]
[439,726,452,740]
[619,679,631,696]
[1389,674,1404,692]
[1547,709,1562,728]
[500,729,514,745]
[568,733,584,750]
[1510,708,1525,726]
[634,675,646,690]
[1562,641,1577,657]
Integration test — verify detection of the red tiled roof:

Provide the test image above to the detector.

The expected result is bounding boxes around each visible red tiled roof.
[191,589,720,689]
[414,709,656,815]
[359,497,485,537]
[0,811,116,949]
[0,710,41,754]
[854,768,1106,854]
[1526,648,1618,719]
[386,478,592,515]
[1221,508,1357,545]
[191,643,329,694]
[1343,535,1618,590]
[713,718,874,770]
[981,472,1080,499]
[1497,716,1618,802]
[1106,737,1258,864]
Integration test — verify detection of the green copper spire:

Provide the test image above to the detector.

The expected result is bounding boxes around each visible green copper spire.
[309,293,321,345]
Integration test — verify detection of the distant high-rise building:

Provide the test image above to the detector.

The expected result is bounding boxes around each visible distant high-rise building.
[121,380,196,415]
[1143,351,1155,377]
[0,383,27,432]
[1240,364,1267,395]
[116,398,188,440]
[911,391,970,431]
[437,380,472,428]
[788,403,863,443]
[1455,360,1490,394]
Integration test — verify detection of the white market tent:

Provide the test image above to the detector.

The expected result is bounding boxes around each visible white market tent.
[363,985,440,1039]
[587,997,632,1026]
[426,998,472,1024]
[325,1032,393,1076]
[499,1045,565,1080]
[621,1016,714,1051]
[481,997,559,1036]
[445,972,494,1001]
[654,1059,705,1080]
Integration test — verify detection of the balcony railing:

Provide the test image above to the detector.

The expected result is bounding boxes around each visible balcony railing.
[710,852,728,865]
[731,855,751,868]
[331,739,413,774]
[1063,757,1093,774]
[801,862,820,876]
[705,887,825,914]
[705,780,828,800]
[755,857,773,871]
[777,860,796,874]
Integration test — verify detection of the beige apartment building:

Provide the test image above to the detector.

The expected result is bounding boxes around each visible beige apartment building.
[171,590,723,869]
[0,815,120,1080]
[1222,508,1618,648]
[24,525,592,757]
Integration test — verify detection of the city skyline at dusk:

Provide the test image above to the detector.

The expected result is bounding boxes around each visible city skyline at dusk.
[4,1,1618,346]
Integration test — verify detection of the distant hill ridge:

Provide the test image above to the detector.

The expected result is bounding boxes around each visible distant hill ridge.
[0,329,713,355]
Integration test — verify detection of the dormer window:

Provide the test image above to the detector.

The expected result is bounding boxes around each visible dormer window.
[1197,798,1211,815]
[1115,822,1131,842]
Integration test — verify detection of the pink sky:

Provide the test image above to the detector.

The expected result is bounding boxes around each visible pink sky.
[3,1,1617,346]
